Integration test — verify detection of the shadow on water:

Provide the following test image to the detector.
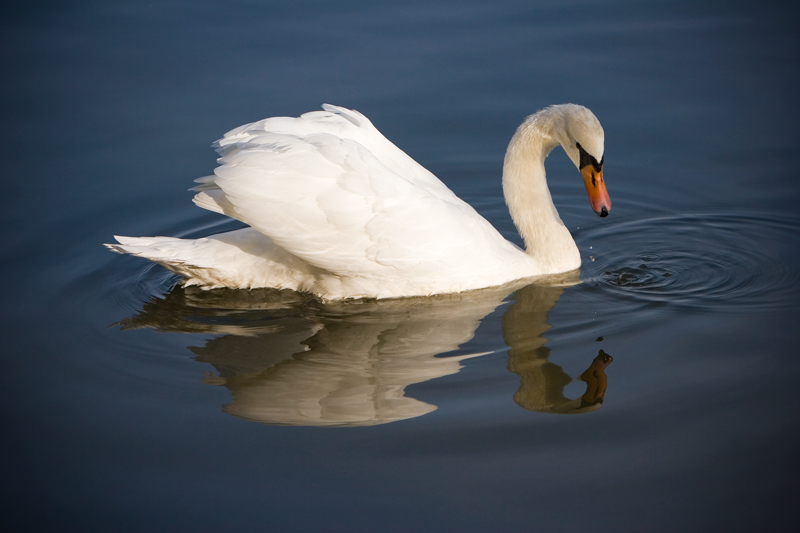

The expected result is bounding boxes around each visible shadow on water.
[117,275,611,426]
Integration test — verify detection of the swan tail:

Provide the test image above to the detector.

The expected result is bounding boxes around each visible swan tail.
[105,235,226,287]
[105,229,324,291]
[106,235,196,262]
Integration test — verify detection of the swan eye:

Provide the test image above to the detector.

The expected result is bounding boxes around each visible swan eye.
[577,142,603,173]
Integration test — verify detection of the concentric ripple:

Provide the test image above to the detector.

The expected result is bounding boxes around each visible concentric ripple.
[574,211,800,314]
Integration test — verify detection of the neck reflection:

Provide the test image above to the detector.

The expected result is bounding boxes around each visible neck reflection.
[503,283,613,415]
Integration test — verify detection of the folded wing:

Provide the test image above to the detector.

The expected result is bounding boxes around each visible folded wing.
[193,105,523,285]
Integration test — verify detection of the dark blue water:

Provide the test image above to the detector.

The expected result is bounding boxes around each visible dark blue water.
[3,1,800,531]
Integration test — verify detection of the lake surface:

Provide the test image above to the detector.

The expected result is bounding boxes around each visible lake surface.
[2,1,799,531]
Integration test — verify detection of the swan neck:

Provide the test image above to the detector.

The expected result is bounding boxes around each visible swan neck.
[502,111,580,273]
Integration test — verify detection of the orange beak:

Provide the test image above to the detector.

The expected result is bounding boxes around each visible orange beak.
[581,165,611,217]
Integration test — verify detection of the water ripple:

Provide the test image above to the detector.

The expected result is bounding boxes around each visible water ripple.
[575,211,800,314]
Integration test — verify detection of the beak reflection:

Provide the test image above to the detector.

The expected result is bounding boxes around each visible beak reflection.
[579,350,613,409]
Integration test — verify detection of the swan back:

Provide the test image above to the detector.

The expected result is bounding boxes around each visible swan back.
[213,105,458,201]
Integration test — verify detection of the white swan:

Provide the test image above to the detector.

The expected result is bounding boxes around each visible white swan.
[107,104,610,300]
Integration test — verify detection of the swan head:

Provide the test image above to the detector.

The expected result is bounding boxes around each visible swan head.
[556,105,611,217]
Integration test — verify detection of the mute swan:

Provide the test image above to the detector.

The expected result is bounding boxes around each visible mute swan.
[107,104,610,300]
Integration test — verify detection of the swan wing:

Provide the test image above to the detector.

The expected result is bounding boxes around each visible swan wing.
[192,105,523,286]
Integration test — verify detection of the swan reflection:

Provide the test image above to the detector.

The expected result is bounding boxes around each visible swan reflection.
[503,284,612,414]
[120,275,610,426]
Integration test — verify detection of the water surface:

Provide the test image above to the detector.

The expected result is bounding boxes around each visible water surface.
[2,1,799,531]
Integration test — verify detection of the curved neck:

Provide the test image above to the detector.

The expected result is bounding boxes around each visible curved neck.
[502,110,580,273]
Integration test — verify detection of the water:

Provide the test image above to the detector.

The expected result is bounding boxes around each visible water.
[3,1,800,531]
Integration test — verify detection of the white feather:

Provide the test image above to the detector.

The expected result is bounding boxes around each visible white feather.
[107,104,607,299]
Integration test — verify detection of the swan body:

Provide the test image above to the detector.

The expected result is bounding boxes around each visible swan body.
[107,104,609,300]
